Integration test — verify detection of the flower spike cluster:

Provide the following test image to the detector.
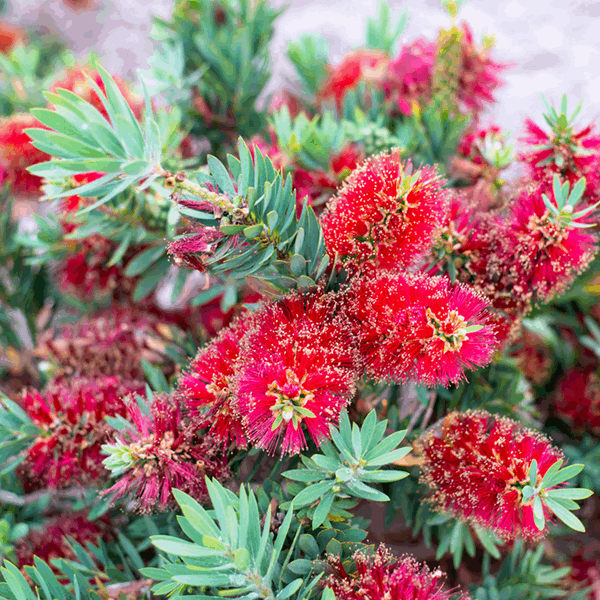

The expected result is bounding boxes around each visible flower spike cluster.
[177,314,253,449]
[417,410,566,541]
[325,544,469,600]
[348,271,497,386]
[321,148,450,272]
[234,289,361,455]
[102,393,230,513]
[17,376,144,492]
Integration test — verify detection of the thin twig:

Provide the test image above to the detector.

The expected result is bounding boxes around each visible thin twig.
[0,487,86,507]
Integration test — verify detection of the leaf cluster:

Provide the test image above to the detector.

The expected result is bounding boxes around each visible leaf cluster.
[473,541,577,600]
[144,481,318,600]
[283,411,410,529]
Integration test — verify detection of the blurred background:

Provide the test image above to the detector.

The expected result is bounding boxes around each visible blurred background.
[3,0,600,136]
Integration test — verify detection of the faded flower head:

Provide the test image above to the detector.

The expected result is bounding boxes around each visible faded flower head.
[35,305,181,381]
[17,376,144,492]
[177,315,253,449]
[234,290,361,455]
[15,512,113,571]
[417,409,565,541]
[102,393,230,513]
[167,226,228,272]
[321,149,449,273]
[348,271,497,386]
[0,20,25,54]
[555,368,600,435]
[325,544,469,600]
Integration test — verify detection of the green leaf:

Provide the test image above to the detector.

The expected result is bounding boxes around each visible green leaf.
[124,245,166,276]
[544,497,585,532]
[312,491,335,529]
[529,459,538,487]
[233,547,250,571]
[293,481,335,507]
[279,579,303,599]
[243,224,264,238]
[208,155,236,197]
[546,487,593,500]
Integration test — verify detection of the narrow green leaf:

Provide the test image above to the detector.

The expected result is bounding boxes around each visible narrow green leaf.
[544,497,585,532]
[208,155,236,197]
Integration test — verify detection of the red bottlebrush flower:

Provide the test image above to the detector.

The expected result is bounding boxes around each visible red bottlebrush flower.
[15,512,113,571]
[456,22,508,115]
[102,394,230,513]
[49,67,143,121]
[318,49,389,111]
[59,172,105,212]
[417,409,565,541]
[505,183,598,303]
[234,290,361,455]
[17,376,144,492]
[0,20,25,54]
[555,368,600,434]
[178,315,253,448]
[167,227,228,272]
[35,305,180,381]
[325,545,469,600]
[321,149,450,272]
[57,222,144,300]
[0,113,50,195]
[519,117,600,188]
[384,38,436,116]
[348,271,496,386]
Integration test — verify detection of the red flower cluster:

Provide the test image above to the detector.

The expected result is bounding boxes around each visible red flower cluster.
[0,114,50,195]
[0,20,25,54]
[57,222,144,301]
[520,117,600,189]
[15,512,113,571]
[321,149,449,272]
[555,368,600,434]
[384,38,436,116]
[325,545,469,600]
[59,172,106,212]
[418,410,564,541]
[178,315,252,449]
[318,49,389,111]
[233,290,361,455]
[103,394,230,513]
[348,271,497,386]
[17,376,144,492]
[456,22,507,115]
[49,66,144,121]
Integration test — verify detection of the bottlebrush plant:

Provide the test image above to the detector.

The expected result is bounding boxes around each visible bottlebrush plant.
[0,0,598,599]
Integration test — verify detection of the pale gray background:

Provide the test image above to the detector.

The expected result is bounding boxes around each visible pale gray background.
[7,0,600,151]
